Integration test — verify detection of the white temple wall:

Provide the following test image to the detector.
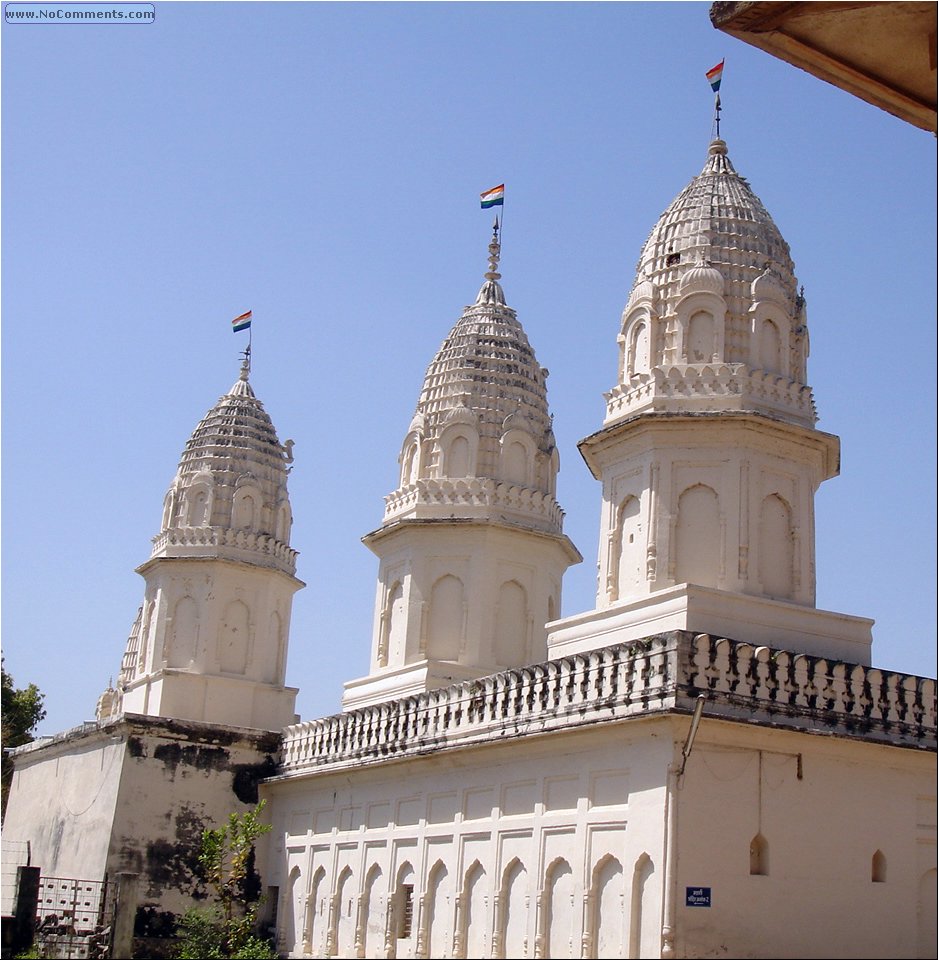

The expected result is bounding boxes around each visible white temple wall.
[673,721,936,960]
[261,720,672,959]
[262,712,935,959]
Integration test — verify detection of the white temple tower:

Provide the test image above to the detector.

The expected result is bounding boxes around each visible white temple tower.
[343,229,581,709]
[549,138,874,664]
[110,355,302,729]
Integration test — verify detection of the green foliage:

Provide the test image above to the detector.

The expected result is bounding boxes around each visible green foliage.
[2,658,47,820]
[175,801,275,960]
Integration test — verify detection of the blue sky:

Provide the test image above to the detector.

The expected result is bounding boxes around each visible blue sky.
[2,2,935,736]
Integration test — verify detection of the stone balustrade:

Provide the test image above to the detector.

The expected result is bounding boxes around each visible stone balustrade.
[150,525,298,573]
[604,365,817,424]
[383,477,565,531]
[279,632,935,774]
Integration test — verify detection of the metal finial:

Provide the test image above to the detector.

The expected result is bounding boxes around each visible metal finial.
[485,219,502,282]
[239,345,251,380]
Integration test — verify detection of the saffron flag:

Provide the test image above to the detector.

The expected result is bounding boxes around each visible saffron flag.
[480,184,505,209]
[706,59,725,93]
[232,310,252,333]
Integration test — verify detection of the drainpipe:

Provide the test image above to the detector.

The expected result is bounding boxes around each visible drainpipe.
[661,695,706,959]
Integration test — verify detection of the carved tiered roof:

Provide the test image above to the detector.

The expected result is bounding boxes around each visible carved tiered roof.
[609,138,817,428]
[151,356,297,575]
[383,230,566,536]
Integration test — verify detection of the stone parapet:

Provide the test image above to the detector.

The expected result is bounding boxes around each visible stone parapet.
[383,477,565,533]
[149,524,298,574]
[279,632,935,775]
[604,364,817,426]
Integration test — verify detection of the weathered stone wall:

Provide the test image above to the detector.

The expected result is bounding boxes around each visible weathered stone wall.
[4,713,280,947]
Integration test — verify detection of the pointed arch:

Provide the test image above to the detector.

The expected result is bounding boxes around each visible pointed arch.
[871,849,887,883]
[428,574,464,662]
[426,860,451,959]
[546,857,575,959]
[305,866,327,957]
[281,865,302,958]
[394,861,416,943]
[463,861,487,960]
[335,865,356,957]
[750,834,769,876]
[500,858,528,960]
[362,864,384,960]
[675,484,720,588]
[629,854,656,960]
[759,493,794,599]
[591,855,625,959]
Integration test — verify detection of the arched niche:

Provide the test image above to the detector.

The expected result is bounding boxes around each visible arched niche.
[394,862,416,943]
[426,860,450,959]
[428,574,464,662]
[399,431,424,487]
[305,865,327,957]
[619,303,657,381]
[614,494,644,600]
[218,599,250,674]
[674,484,721,588]
[167,596,198,668]
[494,580,528,667]
[439,423,479,479]
[759,493,794,600]
[334,866,356,957]
[138,599,156,674]
[184,482,212,527]
[263,610,283,683]
[749,833,769,876]
[463,861,487,959]
[499,858,528,960]
[275,499,292,543]
[379,580,406,667]
[233,482,262,532]
[361,864,384,959]
[871,850,887,883]
[675,291,726,364]
[591,855,625,960]
[629,854,655,960]
[545,857,574,960]
[499,428,537,487]
[750,305,792,378]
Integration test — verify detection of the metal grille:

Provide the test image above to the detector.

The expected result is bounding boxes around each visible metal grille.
[35,877,114,960]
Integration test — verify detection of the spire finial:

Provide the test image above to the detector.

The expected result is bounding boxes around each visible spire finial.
[239,345,251,381]
[485,217,502,282]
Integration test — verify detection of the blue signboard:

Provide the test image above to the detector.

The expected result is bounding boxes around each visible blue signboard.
[685,886,711,907]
